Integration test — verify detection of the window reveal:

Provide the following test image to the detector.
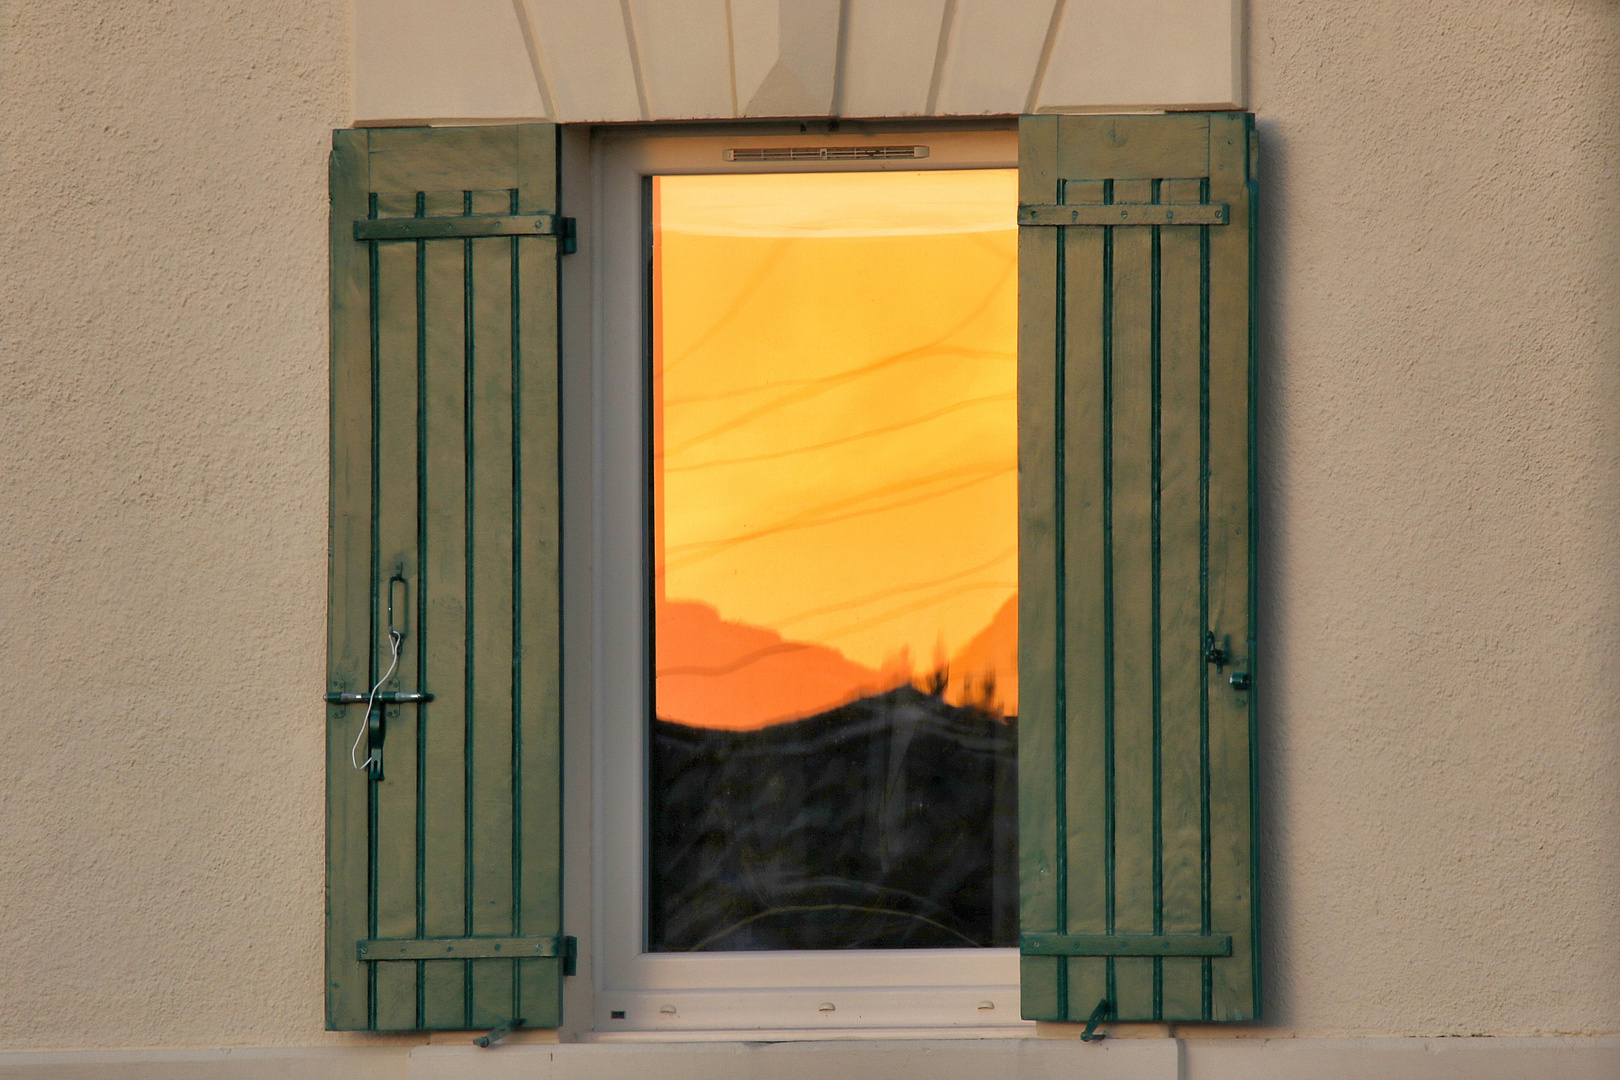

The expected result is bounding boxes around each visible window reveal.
[648,170,1019,951]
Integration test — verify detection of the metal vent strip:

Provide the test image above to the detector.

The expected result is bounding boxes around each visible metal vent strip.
[723,145,930,162]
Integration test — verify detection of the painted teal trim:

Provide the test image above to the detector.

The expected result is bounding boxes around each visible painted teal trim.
[414,188,428,1030]
[1246,115,1263,1024]
[1100,178,1117,1015]
[509,184,525,1025]
[1053,177,1070,1023]
[1149,180,1164,1021]
[366,187,381,1030]
[1198,176,1213,1022]
[462,189,477,1028]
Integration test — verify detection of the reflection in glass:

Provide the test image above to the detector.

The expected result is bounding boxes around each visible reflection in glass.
[649,170,1019,951]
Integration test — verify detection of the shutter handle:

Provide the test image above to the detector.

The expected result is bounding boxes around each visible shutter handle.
[1229,671,1252,692]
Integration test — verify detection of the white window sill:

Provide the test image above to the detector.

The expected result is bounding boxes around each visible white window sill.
[405,1037,1179,1080]
[582,1025,1035,1042]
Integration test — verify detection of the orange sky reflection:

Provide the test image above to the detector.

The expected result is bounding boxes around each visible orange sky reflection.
[653,170,1018,730]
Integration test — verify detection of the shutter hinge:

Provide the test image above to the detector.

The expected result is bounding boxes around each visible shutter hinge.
[558,216,577,255]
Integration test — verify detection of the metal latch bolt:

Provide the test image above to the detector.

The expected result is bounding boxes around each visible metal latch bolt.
[325,690,432,705]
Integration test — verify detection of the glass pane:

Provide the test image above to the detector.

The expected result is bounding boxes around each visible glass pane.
[649,170,1018,951]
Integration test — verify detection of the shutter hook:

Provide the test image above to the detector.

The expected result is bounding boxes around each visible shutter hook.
[1080,998,1113,1042]
[474,1018,524,1048]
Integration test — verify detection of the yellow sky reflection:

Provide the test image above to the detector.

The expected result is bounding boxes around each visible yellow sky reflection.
[654,170,1017,727]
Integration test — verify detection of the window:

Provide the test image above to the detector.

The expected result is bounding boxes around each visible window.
[590,129,1030,1034]
[647,169,1020,956]
[326,114,1259,1036]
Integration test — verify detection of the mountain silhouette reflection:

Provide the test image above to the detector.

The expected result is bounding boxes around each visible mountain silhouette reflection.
[649,683,1018,951]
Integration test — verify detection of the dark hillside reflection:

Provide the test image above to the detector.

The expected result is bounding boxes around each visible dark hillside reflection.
[649,685,1018,951]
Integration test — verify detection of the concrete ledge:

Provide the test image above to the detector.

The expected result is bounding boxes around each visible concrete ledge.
[403,1039,1177,1080]
[3,1037,1619,1080]
[0,1047,408,1080]
[1183,1036,1620,1080]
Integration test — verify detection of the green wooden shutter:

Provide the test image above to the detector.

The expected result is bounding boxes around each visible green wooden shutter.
[326,125,568,1031]
[1018,113,1258,1024]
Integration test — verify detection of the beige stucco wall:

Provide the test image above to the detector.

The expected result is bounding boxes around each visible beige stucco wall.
[1,0,1619,1053]
[1248,0,1620,1034]
[0,0,356,1050]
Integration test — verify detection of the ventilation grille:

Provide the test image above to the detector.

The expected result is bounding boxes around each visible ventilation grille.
[723,145,930,163]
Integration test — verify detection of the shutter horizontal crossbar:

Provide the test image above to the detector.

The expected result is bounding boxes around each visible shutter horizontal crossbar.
[358,935,575,961]
[354,214,560,241]
[1019,933,1232,957]
[1019,203,1229,226]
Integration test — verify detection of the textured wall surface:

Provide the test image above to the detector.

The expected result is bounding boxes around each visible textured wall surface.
[1247,0,1620,1035]
[0,0,362,1051]
[1,0,1619,1055]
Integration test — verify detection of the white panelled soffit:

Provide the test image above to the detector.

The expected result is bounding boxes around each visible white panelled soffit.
[352,0,1243,124]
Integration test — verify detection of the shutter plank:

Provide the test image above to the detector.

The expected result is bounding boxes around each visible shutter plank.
[514,125,565,1030]
[372,209,424,1030]
[468,197,519,1028]
[1016,114,1064,1023]
[369,128,522,196]
[1157,178,1210,1020]
[1107,179,1157,1021]
[1058,114,1210,184]
[1060,179,1111,1022]
[1205,113,1258,1023]
[327,129,374,1032]
[420,189,472,1028]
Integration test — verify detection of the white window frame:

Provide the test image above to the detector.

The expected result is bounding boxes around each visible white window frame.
[568,123,1034,1039]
